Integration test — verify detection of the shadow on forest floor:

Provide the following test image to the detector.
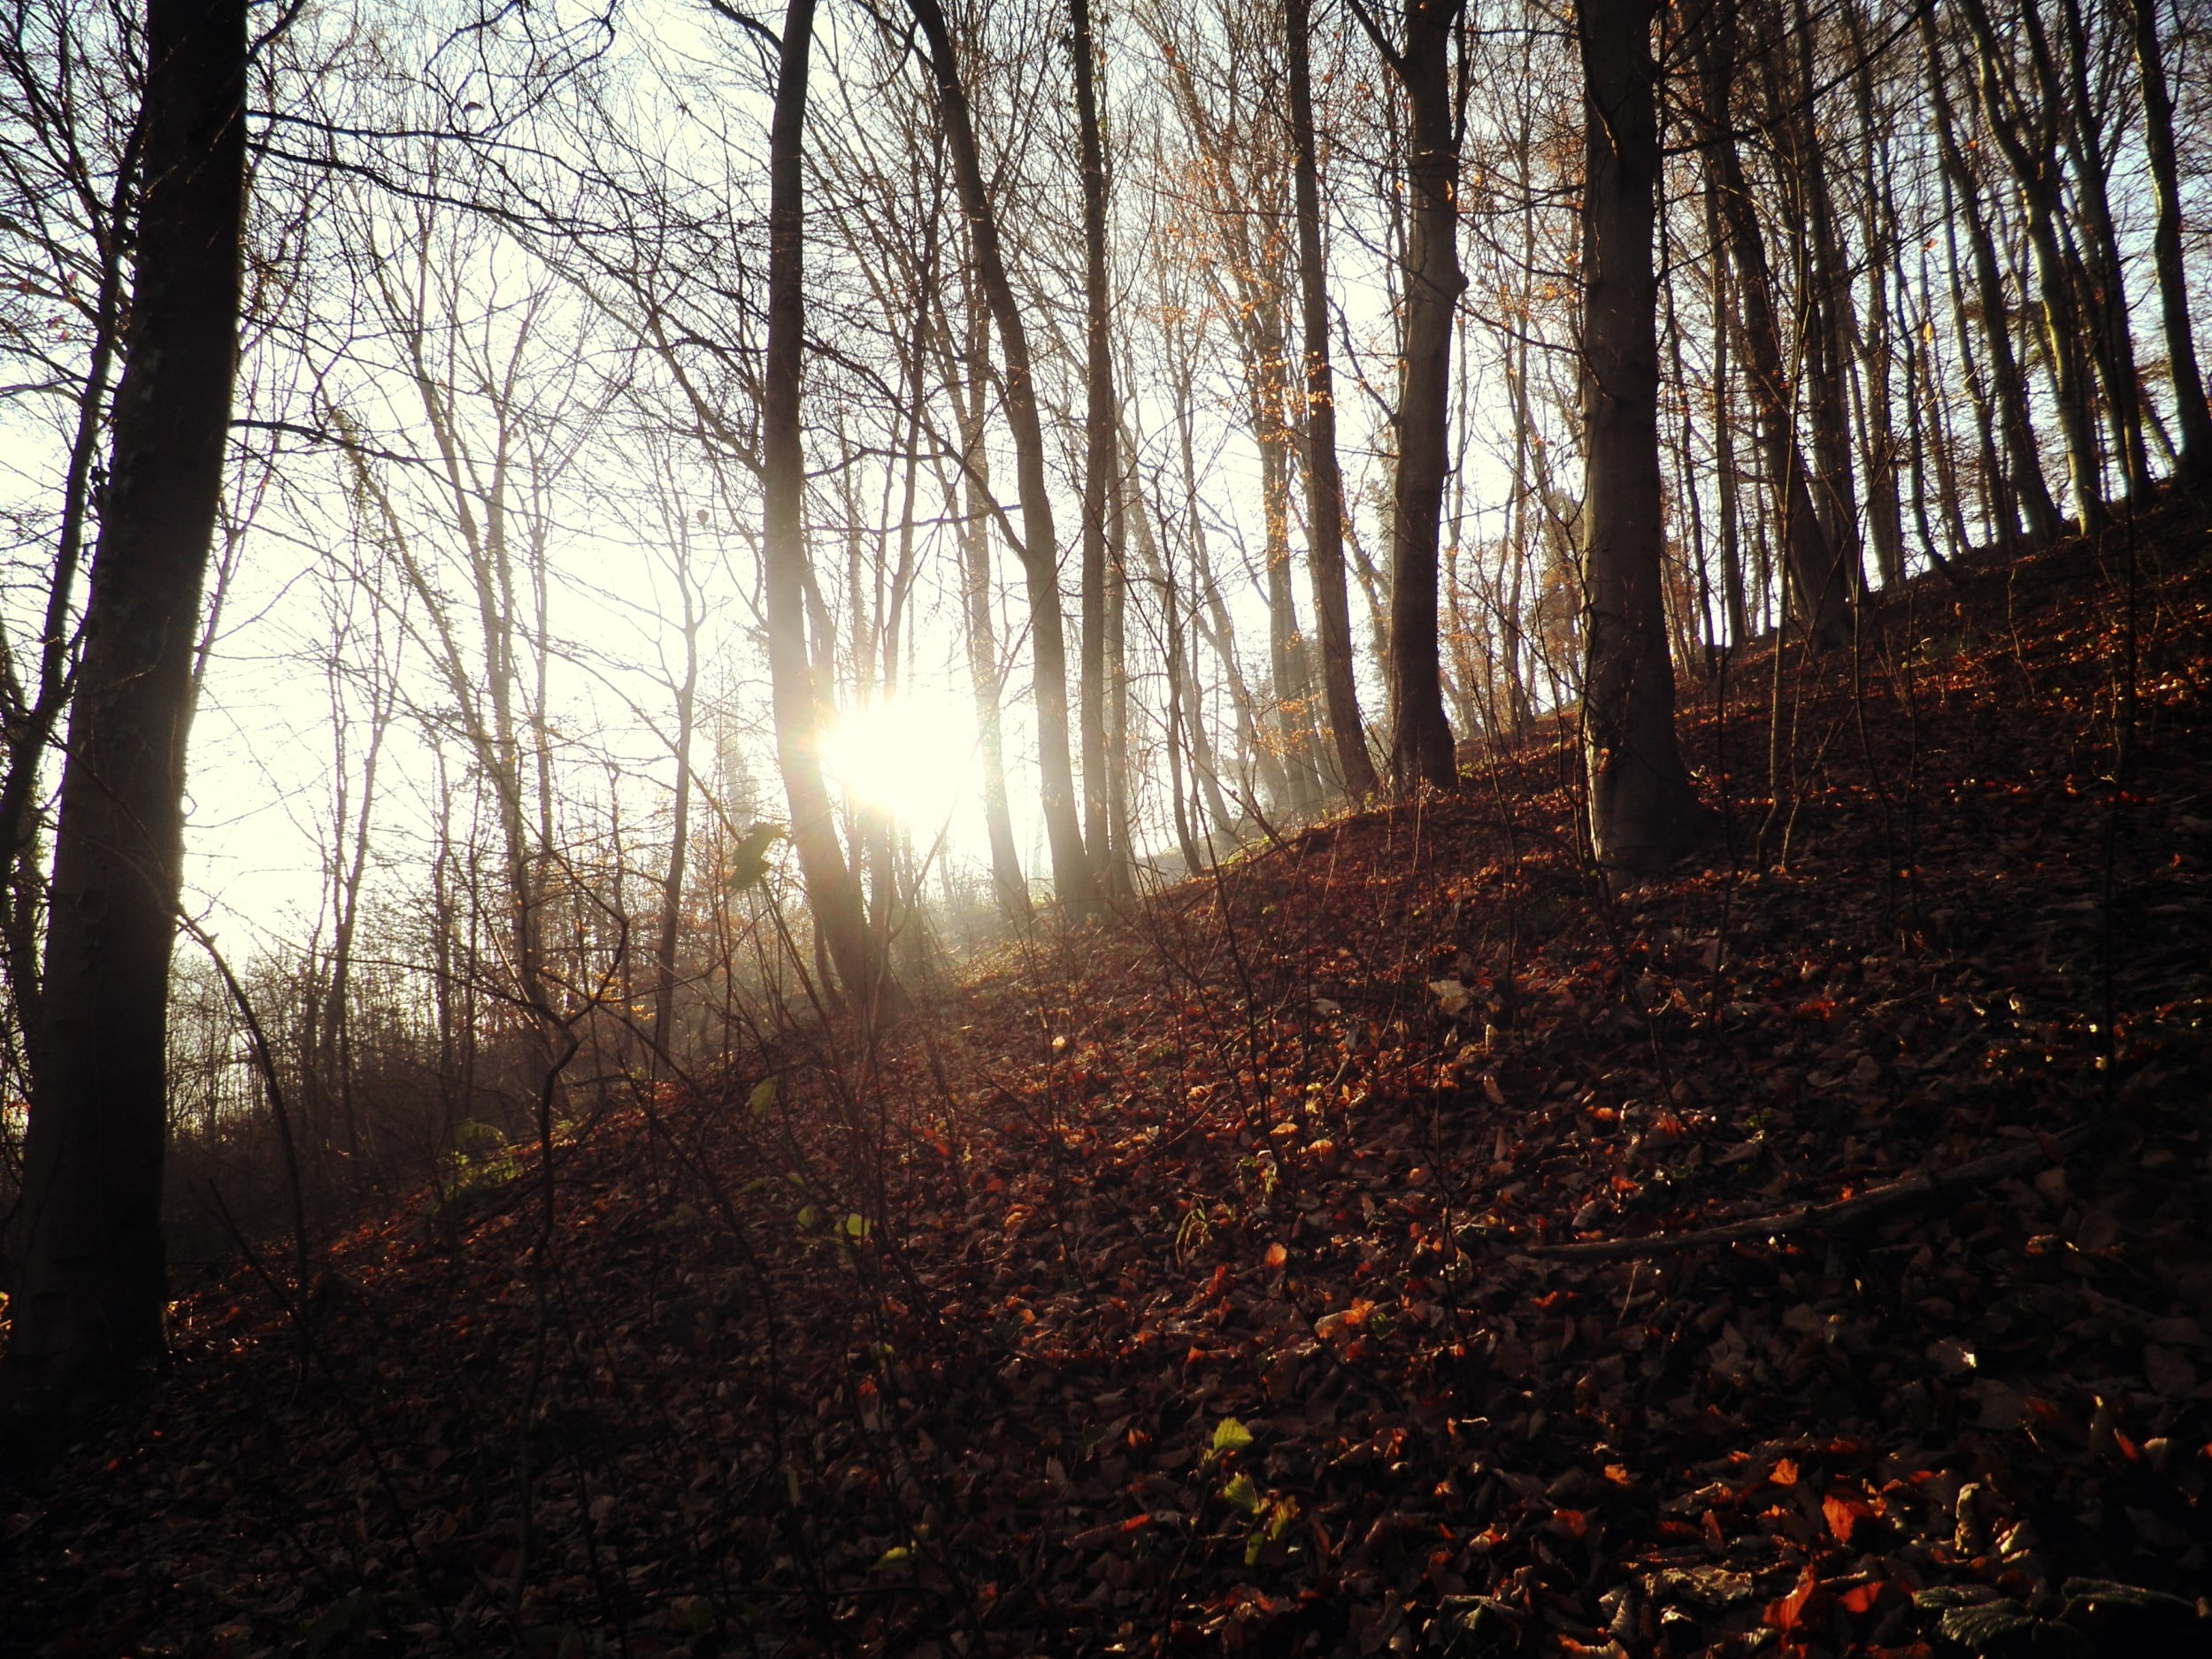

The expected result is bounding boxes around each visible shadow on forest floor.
[6,492,2212,1657]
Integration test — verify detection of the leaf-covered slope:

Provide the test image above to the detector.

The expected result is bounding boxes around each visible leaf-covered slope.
[7,497,2212,1657]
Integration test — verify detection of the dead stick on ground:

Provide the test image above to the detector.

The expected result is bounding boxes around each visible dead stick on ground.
[1527,1121,2110,1261]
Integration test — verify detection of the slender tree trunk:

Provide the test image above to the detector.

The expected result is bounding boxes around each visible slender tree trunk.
[761,0,877,1010]
[1071,0,1119,891]
[1382,0,1463,792]
[1847,4,1904,586]
[653,553,700,1075]
[4,0,248,1402]
[1702,169,1750,642]
[1577,0,1704,870]
[1924,11,2056,545]
[951,289,1028,919]
[1961,0,2107,534]
[2055,0,2149,499]
[1287,0,1379,801]
[909,0,1097,911]
[2130,0,2212,480]
[1696,0,1849,645]
[1786,0,1863,592]
[1105,449,1135,890]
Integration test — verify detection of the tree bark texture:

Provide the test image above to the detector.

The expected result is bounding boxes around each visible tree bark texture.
[760,0,879,1010]
[1288,0,1379,802]
[1384,0,1463,793]
[1577,0,1705,872]
[4,0,249,1401]
[2130,0,2212,480]
[1071,0,1118,887]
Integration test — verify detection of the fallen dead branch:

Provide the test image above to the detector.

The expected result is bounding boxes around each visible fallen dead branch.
[1526,1120,2112,1260]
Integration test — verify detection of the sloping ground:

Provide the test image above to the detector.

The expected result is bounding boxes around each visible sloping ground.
[6,495,2212,1659]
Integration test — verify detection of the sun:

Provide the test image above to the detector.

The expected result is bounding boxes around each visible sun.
[817,692,979,830]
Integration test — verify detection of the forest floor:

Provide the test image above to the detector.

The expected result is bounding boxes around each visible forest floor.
[7,492,2212,1659]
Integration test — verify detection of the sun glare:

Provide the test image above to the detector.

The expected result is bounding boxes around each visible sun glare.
[817,693,979,830]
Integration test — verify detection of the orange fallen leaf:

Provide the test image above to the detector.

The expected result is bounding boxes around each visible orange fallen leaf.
[1770,1456,1800,1486]
[1824,1493,1873,1548]
[1839,1581,1884,1616]
[1263,1242,1287,1270]
[1764,1563,1819,1632]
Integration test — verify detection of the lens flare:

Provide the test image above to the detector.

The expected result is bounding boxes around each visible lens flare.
[817,693,978,829]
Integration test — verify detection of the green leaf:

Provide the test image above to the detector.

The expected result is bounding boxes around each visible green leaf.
[785,1465,801,1507]
[876,1546,912,1571]
[796,1205,820,1230]
[843,1212,871,1239]
[749,1077,777,1117]
[1222,1473,1262,1514]
[1211,1417,1255,1455]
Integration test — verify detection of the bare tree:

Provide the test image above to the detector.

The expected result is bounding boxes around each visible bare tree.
[4,0,249,1403]
[1576,0,1703,870]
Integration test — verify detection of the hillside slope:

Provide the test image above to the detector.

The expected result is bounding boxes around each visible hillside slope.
[7,496,2212,1657]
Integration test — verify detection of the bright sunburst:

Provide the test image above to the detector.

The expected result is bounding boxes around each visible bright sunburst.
[817,693,979,830]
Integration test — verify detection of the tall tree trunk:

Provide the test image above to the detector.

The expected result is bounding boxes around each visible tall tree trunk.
[2129,0,2212,480]
[2055,0,2150,499]
[909,0,1098,910]
[1071,0,1120,892]
[1577,0,1703,870]
[1847,2,1904,587]
[1380,0,1463,792]
[4,0,248,1402]
[761,0,879,1009]
[1701,169,1750,642]
[1128,474,1235,851]
[1961,0,2107,534]
[1287,0,1379,801]
[951,289,1028,919]
[1785,0,1862,594]
[1696,0,1849,645]
[1924,10,2057,546]
[653,542,700,1076]
[1105,447,1135,890]
[1258,382,1325,814]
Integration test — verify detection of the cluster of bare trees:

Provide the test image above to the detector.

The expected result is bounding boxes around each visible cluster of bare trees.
[0,0,2204,1397]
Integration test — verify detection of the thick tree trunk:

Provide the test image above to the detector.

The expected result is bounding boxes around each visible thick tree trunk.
[1578,0,1704,872]
[4,0,248,1402]
[910,0,1097,911]
[1287,0,1379,802]
[761,0,879,1010]
[2130,0,2212,480]
[1383,0,1463,793]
